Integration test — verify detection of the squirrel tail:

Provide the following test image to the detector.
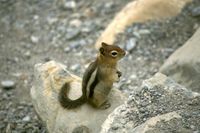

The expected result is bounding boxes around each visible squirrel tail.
[59,82,86,109]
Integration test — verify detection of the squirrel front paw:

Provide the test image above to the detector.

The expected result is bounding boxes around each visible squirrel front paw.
[114,71,122,82]
[117,71,122,78]
[100,101,111,110]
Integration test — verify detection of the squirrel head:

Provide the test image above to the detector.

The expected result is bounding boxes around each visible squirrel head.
[99,42,126,62]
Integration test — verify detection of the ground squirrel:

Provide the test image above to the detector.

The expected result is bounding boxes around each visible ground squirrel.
[59,42,126,109]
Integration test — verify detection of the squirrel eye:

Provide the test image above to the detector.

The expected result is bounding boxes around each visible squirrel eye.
[111,50,118,57]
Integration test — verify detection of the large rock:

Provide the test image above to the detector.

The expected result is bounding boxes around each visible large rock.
[160,28,200,93]
[95,0,192,49]
[30,61,127,133]
[100,73,200,133]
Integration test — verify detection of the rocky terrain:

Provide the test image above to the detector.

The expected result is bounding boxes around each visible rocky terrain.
[100,73,200,133]
[0,0,200,132]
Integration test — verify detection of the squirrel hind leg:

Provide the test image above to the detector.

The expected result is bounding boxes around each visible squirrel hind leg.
[88,92,108,109]
[99,101,111,110]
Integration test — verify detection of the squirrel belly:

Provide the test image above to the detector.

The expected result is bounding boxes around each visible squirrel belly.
[59,83,86,109]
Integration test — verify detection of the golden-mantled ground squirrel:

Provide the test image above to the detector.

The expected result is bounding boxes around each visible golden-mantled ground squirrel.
[59,42,126,109]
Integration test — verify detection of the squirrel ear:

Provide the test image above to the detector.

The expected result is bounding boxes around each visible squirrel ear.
[99,47,105,55]
[101,42,109,47]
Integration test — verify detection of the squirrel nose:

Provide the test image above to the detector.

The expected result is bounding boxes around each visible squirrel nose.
[123,51,126,56]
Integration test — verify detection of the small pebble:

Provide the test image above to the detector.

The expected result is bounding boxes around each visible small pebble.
[120,119,127,124]
[43,57,51,62]
[133,31,141,38]
[103,2,115,14]
[84,8,95,17]
[24,51,31,59]
[111,125,119,130]
[47,17,58,25]
[30,36,39,43]
[69,19,82,27]
[1,80,16,89]
[22,116,31,122]
[63,1,76,10]
[104,2,115,9]
[125,38,137,51]
[21,43,32,49]
[33,15,39,20]
[190,125,195,129]
[6,123,11,133]
[191,6,200,17]
[14,57,19,63]
[138,29,151,35]
[66,28,80,40]
[81,27,91,33]
[130,74,137,79]
[70,64,80,71]
[193,23,199,30]
[82,21,97,33]
[69,42,80,49]
[2,93,12,100]
[69,40,86,49]
[64,47,71,53]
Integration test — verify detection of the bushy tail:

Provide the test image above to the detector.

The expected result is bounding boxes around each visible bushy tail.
[59,83,86,109]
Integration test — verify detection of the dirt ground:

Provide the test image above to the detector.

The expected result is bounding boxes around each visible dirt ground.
[0,0,199,132]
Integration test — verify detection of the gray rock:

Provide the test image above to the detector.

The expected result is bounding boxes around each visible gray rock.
[81,21,97,33]
[70,64,81,71]
[103,2,115,14]
[64,47,71,53]
[125,38,137,51]
[191,6,200,17]
[31,61,127,133]
[160,27,200,92]
[1,80,15,89]
[69,40,87,49]
[131,112,182,133]
[63,1,76,10]
[138,29,151,35]
[22,116,31,122]
[66,28,80,40]
[24,51,31,59]
[100,73,200,133]
[104,2,115,9]
[47,17,58,25]
[30,35,39,43]
[6,123,11,133]
[43,57,51,62]
[69,19,82,27]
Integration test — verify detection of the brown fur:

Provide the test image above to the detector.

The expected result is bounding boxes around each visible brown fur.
[59,42,125,109]
[88,42,125,108]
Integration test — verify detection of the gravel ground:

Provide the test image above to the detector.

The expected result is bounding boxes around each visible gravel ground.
[0,0,199,132]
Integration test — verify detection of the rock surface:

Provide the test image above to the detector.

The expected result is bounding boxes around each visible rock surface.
[1,80,16,89]
[100,73,200,133]
[31,61,127,133]
[191,6,200,17]
[160,27,200,93]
